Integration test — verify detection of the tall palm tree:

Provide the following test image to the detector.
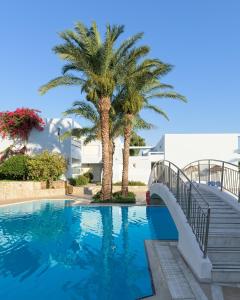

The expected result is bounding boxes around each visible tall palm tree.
[63,101,152,192]
[115,61,187,197]
[39,22,146,200]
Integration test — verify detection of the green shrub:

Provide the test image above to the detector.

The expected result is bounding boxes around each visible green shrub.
[113,191,136,203]
[68,175,89,186]
[113,181,146,186]
[27,151,66,185]
[83,171,94,182]
[0,155,29,180]
[92,190,136,203]
[75,175,89,186]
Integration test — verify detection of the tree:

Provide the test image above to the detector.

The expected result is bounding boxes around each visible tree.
[130,132,146,156]
[115,59,186,196]
[63,101,152,192]
[39,22,146,200]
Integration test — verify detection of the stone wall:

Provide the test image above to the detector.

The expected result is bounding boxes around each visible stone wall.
[71,185,147,196]
[0,181,66,202]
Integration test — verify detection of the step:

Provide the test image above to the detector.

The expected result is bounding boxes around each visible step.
[212,267,240,283]
[209,223,240,229]
[208,235,240,247]
[209,217,240,224]
[208,248,240,264]
[209,211,239,217]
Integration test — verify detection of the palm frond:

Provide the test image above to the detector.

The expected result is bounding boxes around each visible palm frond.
[144,104,169,120]
[146,92,187,102]
[133,115,154,130]
[64,101,99,123]
[39,75,85,95]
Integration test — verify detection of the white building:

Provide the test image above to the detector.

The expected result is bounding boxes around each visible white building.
[153,133,240,168]
[0,118,123,182]
[0,118,239,183]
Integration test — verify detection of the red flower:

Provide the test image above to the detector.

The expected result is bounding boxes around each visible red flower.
[0,107,45,141]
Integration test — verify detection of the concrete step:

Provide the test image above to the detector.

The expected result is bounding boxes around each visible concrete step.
[209,223,240,229]
[209,217,240,223]
[208,248,240,264]
[212,266,240,283]
[189,216,240,223]
[208,234,240,247]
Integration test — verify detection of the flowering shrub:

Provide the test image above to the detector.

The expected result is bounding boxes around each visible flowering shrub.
[0,108,45,141]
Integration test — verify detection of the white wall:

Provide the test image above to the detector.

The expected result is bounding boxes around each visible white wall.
[81,140,102,164]
[164,133,240,168]
[127,153,164,184]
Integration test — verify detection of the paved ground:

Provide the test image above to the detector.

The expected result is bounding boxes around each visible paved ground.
[144,240,240,300]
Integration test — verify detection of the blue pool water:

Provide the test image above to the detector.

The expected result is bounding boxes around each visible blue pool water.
[0,201,178,300]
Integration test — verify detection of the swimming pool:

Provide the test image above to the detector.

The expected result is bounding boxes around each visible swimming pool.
[0,201,178,300]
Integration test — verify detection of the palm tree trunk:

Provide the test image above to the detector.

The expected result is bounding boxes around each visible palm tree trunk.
[99,97,111,200]
[109,139,115,194]
[122,115,133,197]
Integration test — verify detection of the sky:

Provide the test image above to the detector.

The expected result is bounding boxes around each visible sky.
[0,0,239,145]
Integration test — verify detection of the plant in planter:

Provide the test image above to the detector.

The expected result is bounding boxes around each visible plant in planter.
[0,108,45,161]
[92,190,136,203]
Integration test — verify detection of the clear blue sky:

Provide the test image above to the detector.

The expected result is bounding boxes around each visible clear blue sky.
[0,0,239,144]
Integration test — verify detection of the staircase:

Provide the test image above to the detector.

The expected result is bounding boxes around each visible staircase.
[194,187,240,283]
[150,159,240,283]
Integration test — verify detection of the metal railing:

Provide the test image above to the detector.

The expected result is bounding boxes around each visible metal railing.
[183,159,240,202]
[149,160,210,258]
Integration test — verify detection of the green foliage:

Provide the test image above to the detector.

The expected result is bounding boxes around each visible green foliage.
[27,151,66,183]
[130,132,146,156]
[0,155,29,180]
[68,175,89,186]
[39,22,145,102]
[112,191,136,203]
[92,190,136,203]
[113,181,146,186]
[83,171,94,182]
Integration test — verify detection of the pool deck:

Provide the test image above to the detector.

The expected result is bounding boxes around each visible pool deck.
[144,240,240,300]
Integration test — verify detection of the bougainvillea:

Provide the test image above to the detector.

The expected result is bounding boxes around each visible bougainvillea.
[0,108,45,141]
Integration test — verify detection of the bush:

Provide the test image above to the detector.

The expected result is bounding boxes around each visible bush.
[0,155,29,180]
[113,191,136,203]
[92,190,136,203]
[83,171,94,182]
[68,175,89,186]
[27,151,66,185]
[113,181,146,186]
[75,175,89,186]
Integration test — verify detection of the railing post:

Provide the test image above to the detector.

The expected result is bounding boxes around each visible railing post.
[238,164,240,203]
[187,183,192,220]
[203,208,211,258]
[198,161,200,184]
[176,169,180,202]
[168,162,171,188]
[221,162,225,191]
[208,160,211,183]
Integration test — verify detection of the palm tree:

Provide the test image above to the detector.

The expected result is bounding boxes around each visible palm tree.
[63,101,152,192]
[115,61,186,197]
[39,22,146,200]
